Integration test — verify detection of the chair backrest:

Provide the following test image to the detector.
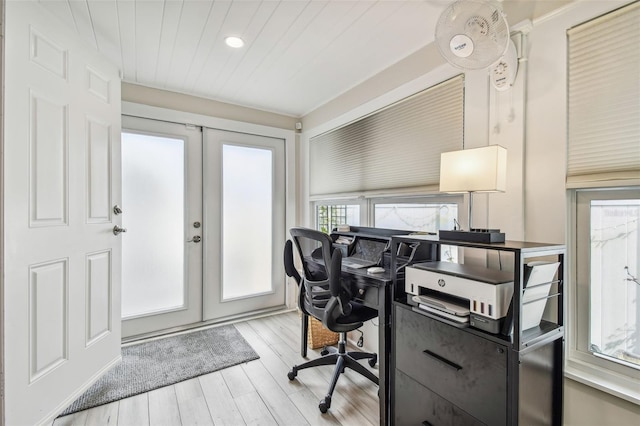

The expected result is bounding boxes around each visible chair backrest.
[288,227,346,326]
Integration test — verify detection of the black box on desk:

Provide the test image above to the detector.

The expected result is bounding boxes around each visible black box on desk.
[331,234,356,257]
[439,230,505,243]
[470,314,504,334]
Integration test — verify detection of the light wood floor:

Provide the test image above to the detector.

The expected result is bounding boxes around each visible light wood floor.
[53,311,380,426]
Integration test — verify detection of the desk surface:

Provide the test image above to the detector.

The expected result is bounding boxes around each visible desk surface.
[342,265,393,283]
[394,232,566,253]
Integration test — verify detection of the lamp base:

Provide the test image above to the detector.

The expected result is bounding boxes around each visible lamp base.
[439,229,505,243]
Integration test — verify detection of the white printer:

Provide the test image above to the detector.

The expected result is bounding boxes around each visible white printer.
[405,261,513,333]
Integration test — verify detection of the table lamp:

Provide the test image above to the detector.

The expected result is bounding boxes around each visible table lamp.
[439,145,507,243]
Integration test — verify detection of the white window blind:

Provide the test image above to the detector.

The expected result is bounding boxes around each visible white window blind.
[309,75,464,198]
[567,2,640,187]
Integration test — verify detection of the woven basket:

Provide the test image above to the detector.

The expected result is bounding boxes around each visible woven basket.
[307,316,338,349]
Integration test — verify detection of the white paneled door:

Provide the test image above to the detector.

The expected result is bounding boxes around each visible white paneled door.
[203,129,286,320]
[120,116,203,338]
[3,1,122,425]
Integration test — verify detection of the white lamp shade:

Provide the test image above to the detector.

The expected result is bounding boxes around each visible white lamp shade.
[439,145,507,193]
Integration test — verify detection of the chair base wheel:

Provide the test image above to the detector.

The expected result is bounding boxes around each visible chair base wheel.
[287,369,297,380]
[319,396,331,413]
[320,346,329,356]
[368,354,378,367]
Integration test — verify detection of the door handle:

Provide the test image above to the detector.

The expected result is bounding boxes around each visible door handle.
[113,225,127,235]
[187,236,201,243]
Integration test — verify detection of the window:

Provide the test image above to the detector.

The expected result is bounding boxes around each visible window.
[566,3,640,403]
[315,203,362,234]
[373,202,457,233]
[588,198,639,367]
[314,197,460,234]
[313,196,461,262]
[308,76,464,253]
[569,189,640,403]
[372,198,459,262]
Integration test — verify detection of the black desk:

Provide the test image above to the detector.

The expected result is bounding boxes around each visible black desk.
[344,265,393,426]
[298,227,427,426]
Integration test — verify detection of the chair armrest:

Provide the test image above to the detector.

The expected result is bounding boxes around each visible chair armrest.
[284,240,302,284]
[330,250,352,316]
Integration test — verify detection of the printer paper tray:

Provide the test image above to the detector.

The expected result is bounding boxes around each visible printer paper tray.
[411,306,469,328]
[411,294,470,317]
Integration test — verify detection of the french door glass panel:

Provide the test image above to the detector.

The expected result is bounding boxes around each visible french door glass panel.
[121,132,185,317]
[203,128,285,321]
[222,144,274,300]
[120,115,202,338]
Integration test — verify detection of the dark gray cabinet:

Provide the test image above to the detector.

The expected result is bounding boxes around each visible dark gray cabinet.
[390,237,565,426]
[394,368,483,426]
[395,304,507,425]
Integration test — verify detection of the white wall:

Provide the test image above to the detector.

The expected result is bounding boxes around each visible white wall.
[299,0,640,423]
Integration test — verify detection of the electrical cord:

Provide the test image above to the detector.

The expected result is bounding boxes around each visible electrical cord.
[355,329,364,347]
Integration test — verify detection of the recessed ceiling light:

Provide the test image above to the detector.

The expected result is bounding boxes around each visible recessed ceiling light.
[225,36,244,48]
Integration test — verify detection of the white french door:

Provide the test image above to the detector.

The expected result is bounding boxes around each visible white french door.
[120,122,286,335]
[203,129,286,320]
[120,116,203,338]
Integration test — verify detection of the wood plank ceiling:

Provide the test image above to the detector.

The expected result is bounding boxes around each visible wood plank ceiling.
[39,0,451,117]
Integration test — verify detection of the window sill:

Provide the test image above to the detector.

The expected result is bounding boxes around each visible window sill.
[566,358,640,406]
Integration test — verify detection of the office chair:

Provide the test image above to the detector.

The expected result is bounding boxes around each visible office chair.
[284,227,379,413]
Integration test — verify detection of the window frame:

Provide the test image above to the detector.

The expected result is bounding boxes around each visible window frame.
[567,187,640,405]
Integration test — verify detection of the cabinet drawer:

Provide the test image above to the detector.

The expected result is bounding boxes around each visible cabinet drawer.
[394,305,507,426]
[352,277,379,307]
[394,369,483,426]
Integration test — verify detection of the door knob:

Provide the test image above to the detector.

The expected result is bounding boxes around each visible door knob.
[113,204,123,215]
[113,225,127,235]
[187,236,201,243]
